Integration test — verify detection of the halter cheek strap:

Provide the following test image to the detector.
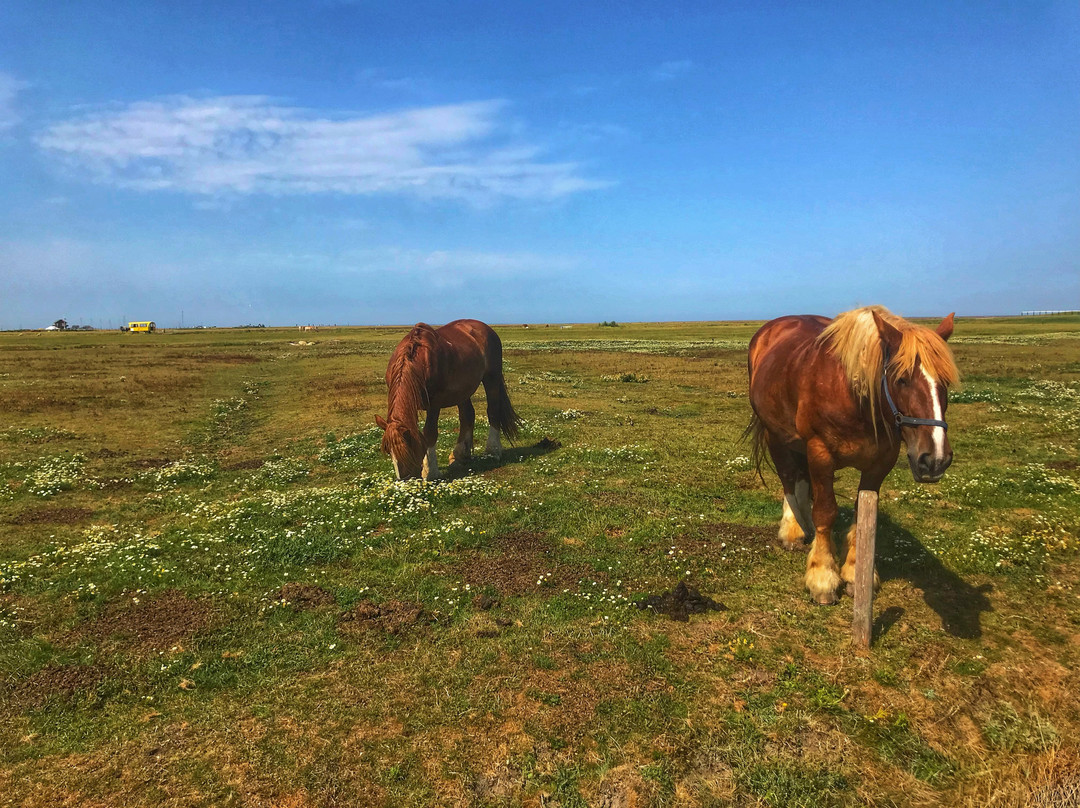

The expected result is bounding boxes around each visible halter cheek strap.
[880,347,949,431]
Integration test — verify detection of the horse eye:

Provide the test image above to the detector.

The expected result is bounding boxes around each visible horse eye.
[897,377,909,387]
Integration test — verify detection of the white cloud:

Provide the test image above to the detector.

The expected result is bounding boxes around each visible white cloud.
[37,95,608,203]
[0,73,28,131]
[651,60,692,81]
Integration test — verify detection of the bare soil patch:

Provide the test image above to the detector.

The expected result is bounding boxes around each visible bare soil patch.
[128,457,175,470]
[11,663,109,708]
[1046,460,1080,471]
[452,530,603,597]
[636,580,726,622]
[10,506,94,525]
[78,589,214,653]
[338,600,427,636]
[222,458,266,471]
[87,447,124,459]
[271,583,335,609]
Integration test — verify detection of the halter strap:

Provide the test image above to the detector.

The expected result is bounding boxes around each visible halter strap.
[880,346,949,431]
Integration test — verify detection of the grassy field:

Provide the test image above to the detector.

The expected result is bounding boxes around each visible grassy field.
[1,316,1078,807]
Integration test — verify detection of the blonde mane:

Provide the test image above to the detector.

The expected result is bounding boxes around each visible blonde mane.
[817,305,959,425]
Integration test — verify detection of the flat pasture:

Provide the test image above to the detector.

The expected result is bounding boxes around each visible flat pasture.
[1,317,1078,807]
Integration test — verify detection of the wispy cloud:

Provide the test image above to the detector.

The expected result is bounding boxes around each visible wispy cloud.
[357,67,420,93]
[37,95,609,203]
[651,60,692,81]
[0,73,28,131]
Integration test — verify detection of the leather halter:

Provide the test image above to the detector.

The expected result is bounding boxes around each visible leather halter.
[880,346,949,431]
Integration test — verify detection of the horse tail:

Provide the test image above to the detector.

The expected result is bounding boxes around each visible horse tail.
[485,331,522,443]
[740,411,770,485]
[489,371,522,443]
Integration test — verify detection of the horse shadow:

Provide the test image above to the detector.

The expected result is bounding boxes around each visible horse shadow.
[838,507,993,640]
[441,437,563,479]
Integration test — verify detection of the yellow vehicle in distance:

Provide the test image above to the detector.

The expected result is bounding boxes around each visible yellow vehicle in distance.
[127,321,156,333]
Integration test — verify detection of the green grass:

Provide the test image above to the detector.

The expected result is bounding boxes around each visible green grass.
[0,317,1078,807]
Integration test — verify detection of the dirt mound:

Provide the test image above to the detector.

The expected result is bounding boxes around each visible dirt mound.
[12,664,109,708]
[10,506,94,525]
[338,600,426,636]
[80,590,214,653]
[636,581,726,622]
[271,583,335,609]
[454,530,601,597]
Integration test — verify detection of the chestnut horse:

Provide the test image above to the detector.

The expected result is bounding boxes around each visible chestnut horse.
[746,306,958,605]
[376,319,521,480]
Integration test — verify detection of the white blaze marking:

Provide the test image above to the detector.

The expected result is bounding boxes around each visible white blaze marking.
[391,454,402,480]
[919,365,947,459]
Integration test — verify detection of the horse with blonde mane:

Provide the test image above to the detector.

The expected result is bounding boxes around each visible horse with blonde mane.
[746,306,958,605]
[376,319,521,480]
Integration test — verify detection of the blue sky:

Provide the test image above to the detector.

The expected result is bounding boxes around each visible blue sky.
[1,1,1077,328]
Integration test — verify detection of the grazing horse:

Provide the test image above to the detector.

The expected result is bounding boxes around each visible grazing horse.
[376,319,522,480]
[746,306,958,605]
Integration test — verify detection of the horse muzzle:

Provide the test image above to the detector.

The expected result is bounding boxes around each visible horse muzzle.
[909,450,953,483]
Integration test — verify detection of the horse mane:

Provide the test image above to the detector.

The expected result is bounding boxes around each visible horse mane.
[817,305,959,426]
[381,324,437,458]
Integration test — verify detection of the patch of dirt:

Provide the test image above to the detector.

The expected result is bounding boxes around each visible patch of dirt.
[221,458,266,471]
[12,663,109,709]
[128,457,174,470]
[635,580,726,622]
[338,600,427,636]
[78,590,214,653]
[451,530,604,597]
[698,521,777,547]
[271,583,335,609]
[9,506,94,525]
[87,447,124,459]
[593,763,657,808]
[472,593,500,611]
[1046,460,1080,471]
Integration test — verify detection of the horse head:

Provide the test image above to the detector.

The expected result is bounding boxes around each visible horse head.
[873,311,955,483]
[375,414,425,479]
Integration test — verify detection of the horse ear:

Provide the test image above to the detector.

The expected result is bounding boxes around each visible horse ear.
[871,310,903,350]
[375,415,388,431]
[936,312,955,341]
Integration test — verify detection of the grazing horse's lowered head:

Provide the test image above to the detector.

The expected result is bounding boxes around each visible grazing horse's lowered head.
[375,414,425,480]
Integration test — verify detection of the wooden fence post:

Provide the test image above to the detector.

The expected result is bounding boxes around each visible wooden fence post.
[852,489,879,650]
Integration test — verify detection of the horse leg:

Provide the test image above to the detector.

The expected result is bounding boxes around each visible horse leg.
[422,407,441,481]
[768,435,813,550]
[841,471,885,596]
[481,379,502,459]
[449,399,475,465]
[805,441,841,605]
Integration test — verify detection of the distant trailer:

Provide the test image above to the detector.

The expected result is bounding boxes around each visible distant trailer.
[127,321,157,332]
[1021,310,1080,316]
